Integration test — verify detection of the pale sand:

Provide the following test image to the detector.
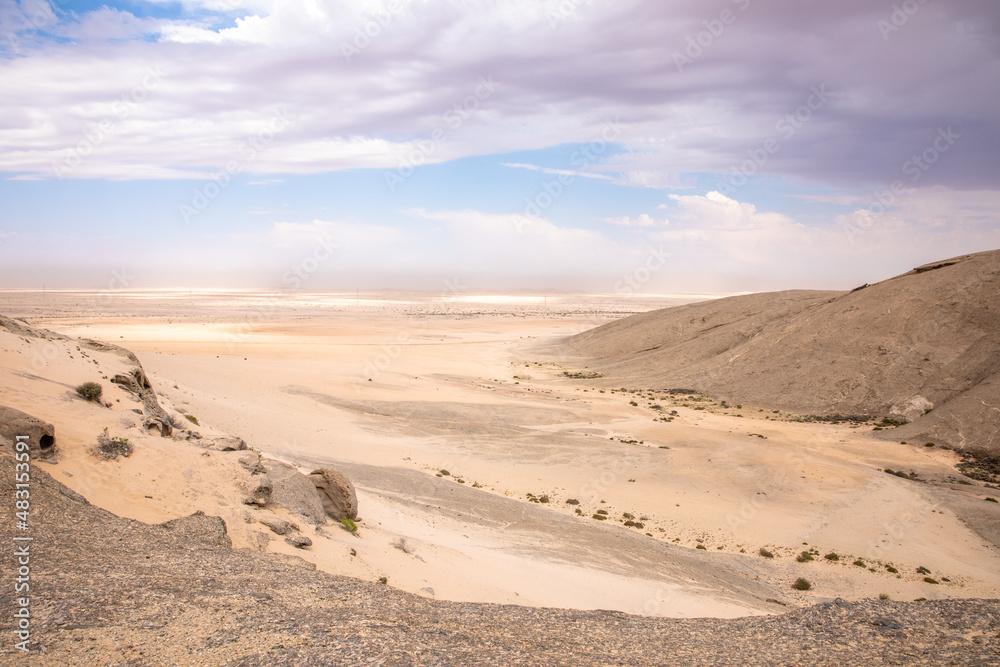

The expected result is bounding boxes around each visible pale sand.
[3,289,999,619]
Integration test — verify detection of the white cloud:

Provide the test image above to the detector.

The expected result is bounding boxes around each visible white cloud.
[601,213,668,228]
[502,162,616,181]
[0,0,996,192]
[267,219,407,249]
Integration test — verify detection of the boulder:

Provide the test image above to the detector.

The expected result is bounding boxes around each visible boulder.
[238,453,267,475]
[284,535,312,549]
[199,435,247,452]
[308,467,358,521]
[157,510,231,548]
[257,513,298,536]
[111,369,172,437]
[242,475,272,506]
[263,460,327,526]
[0,405,56,459]
[235,452,272,506]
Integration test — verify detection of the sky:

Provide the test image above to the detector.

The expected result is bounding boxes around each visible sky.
[0,0,998,293]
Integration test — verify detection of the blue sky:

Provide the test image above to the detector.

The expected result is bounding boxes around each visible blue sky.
[1,0,998,292]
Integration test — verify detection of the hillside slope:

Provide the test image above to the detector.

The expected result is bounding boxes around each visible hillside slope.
[566,250,1000,454]
[2,449,998,664]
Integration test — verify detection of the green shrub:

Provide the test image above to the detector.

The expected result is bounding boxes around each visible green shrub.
[759,547,774,558]
[986,497,998,503]
[792,578,811,591]
[923,577,939,584]
[340,518,358,533]
[853,559,866,567]
[824,552,840,562]
[797,551,814,562]
[886,565,898,573]
[76,381,103,402]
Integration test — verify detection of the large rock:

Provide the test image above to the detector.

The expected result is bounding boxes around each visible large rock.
[235,452,272,506]
[0,405,56,459]
[263,460,327,526]
[308,467,358,521]
[157,510,231,548]
[201,435,248,452]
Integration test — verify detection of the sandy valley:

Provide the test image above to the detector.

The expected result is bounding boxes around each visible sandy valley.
[3,288,999,623]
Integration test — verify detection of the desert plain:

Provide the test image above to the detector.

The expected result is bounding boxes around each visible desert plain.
[3,286,999,625]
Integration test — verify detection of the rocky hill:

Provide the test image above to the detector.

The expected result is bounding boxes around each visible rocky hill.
[565,250,1000,455]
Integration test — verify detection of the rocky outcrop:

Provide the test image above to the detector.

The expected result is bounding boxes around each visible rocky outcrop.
[236,452,272,506]
[284,534,312,549]
[157,510,231,548]
[200,434,248,451]
[256,512,298,536]
[308,467,358,521]
[263,460,328,526]
[111,369,173,437]
[0,405,55,458]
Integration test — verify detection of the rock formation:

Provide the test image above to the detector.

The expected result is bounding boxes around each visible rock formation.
[110,370,173,437]
[308,467,358,521]
[263,459,328,526]
[0,405,55,458]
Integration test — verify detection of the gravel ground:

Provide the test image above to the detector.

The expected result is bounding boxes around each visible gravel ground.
[1,453,998,667]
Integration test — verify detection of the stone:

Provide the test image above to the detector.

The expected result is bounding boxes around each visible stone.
[199,435,248,452]
[308,467,358,521]
[0,405,56,459]
[111,369,172,437]
[257,513,298,536]
[263,460,327,526]
[157,510,231,548]
[238,453,267,475]
[242,476,272,506]
[285,535,312,549]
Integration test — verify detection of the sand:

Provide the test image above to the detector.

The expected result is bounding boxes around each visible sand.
[2,288,999,620]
